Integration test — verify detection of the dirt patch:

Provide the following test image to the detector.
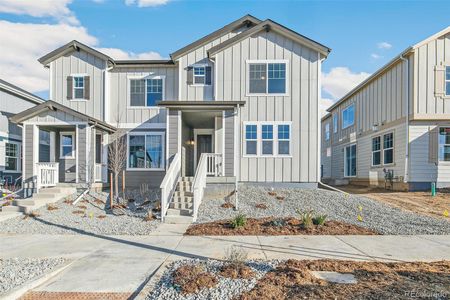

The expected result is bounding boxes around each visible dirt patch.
[276,196,285,201]
[172,265,218,295]
[219,263,255,279]
[238,259,450,300]
[77,205,87,210]
[221,202,235,209]
[267,191,277,196]
[72,210,85,215]
[185,217,377,235]
[97,215,106,219]
[46,204,58,211]
[255,203,267,209]
[336,184,450,221]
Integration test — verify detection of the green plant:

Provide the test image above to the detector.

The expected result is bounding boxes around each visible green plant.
[230,214,247,229]
[313,214,327,226]
[297,210,314,229]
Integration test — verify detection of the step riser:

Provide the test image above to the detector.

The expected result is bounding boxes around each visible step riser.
[12,199,35,206]
[174,192,193,197]
[166,208,192,216]
[172,197,193,203]
[169,203,193,209]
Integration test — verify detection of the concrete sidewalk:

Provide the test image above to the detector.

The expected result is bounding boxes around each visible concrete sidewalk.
[1,228,449,297]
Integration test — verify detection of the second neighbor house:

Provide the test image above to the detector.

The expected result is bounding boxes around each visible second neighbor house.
[321,26,450,191]
[9,15,330,222]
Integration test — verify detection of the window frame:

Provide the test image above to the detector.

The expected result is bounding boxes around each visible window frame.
[192,65,208,86]
[446,66,450,96]
[341,104,355,129]
[333,114,338,133]
[128,75,165,108]
[242,122,291,157]
[370,131,395,167]
[244,124,258,156]
[5,141,21,172]
[246,60,289,96]
[71,74,86,101]
[383,132,394,165]
[126,132,165,171]
[59,132,75,159]
[438,127,450,162]
[344,143,357,178]
[325,123,330,141]
[371,136,381,167]
[261,124,274,156]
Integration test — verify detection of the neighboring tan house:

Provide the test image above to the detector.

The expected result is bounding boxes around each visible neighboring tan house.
[321,26,450,191]
[11,15,330,221]
[0,79,44,186]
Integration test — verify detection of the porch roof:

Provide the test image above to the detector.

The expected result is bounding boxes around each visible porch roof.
[10,100,116,133]
[157,101,245,110]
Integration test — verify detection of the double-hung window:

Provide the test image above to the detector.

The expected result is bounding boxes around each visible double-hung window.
[333,114,338,133]
[73,76,84,99]
[383,133,394,164]
[278,124,290,155]
[128,133,164,170]
[5,142,19,171]
[372,136,381,166]
[342,104,355,129]
[248,61,286,94]
[130,77,164,107]
[344,144,357,177]
[439,127,450,161]
[446,66,450,96]
[262,125,274,155]
[325,123,330,141]
[193,66,206,84]
[245,125,257,155]
[60,133,74,158]
[244,123,290,156]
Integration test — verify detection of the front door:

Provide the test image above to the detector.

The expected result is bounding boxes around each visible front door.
[196,134,212,166]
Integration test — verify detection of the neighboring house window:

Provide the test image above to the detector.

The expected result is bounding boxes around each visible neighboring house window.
[130,78,164,107]
[333,114,338,133]
[372,136,381,166]
[128,133,164,170]
[383,133,394,164]
[261,125,274,155]
[344,144,356,177]
[245,124,257,155]
[439,127,450,161]
[446,66,450,96]
[278,124,290,155]
[342,104,355,129]
[60,133,74,158]
[248,61,286,94]
[325,123,330,141]
[73,76,84,99]
[5,142,19,171]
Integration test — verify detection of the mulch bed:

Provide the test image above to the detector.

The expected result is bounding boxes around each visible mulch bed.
[219,263,255,279]
[172,265,218,295]
[237,259,450,300]
[185,217,378,235]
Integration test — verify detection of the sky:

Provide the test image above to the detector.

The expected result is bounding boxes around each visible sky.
[0,0,449,114]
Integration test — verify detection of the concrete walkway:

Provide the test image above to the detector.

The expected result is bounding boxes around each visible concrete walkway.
[1,226,449,297]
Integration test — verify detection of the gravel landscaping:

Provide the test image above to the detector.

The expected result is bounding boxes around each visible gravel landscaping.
[0,190,160,235]
[196,186,450,235]
[0,258,66,295]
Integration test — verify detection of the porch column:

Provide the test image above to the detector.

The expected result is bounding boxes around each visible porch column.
[223,110,235,177]
[23,124,38,197]
[167,109,181,165]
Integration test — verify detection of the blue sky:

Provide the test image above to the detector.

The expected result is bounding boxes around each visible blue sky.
[0,0,449,108]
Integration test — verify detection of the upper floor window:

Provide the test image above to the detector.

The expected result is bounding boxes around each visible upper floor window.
[439,127,450,161]
[342,104,355,129]
[248,61,287,95]
[130,77,164,107]
[187,65,211,86]
[67,75,89,100]
[325,123,330,141]
[446,66,450,96]
[5,142,20,171]
[333,114,338,133]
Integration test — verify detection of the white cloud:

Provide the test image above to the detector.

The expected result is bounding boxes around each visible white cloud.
[322,67,371,100]
[125,0,170,7]
[371,53,382,59]
[98,48,164,60]
[0,0,79,25]
[320,98,335,117]
[377,42,392,50]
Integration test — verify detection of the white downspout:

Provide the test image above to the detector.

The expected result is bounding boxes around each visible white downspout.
[400,54,410,183]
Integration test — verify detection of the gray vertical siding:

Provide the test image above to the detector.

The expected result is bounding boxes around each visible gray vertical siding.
[224,110,235,176]
[168,109,180,163]
[77,125,87,182]
[0,89,38,137]
[23,124,35,195]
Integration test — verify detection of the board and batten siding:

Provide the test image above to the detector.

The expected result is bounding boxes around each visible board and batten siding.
[214,30,320,182]
[0,89,37,138]
[108,66,178,125]
[50,49,106,120]
[413,33,450,115]
[321,117,331,179]
[178,24,250,101]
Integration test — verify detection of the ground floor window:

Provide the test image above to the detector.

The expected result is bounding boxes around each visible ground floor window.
[439,127,450,161]
[344,144,356,177]
[60,132,75,158]
[372,136,381,166]
[383,132,394,164]
[5,142,20,171]
[128,132,164,170]
[243,122,291,156]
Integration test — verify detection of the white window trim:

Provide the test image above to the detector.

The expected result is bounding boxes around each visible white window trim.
[370,131,395,167]
[325,123,330,141]
[5,140,21,173]
[333,114,338,133]
[71,73,88,101]
[246,60,289,96]
[371,136,382,167]
[261,124,274,157]
[446,66,450,96]
[191,64,210,87]
[341,104,355,129]
[383,132,395,165]
[242,121,292,157]
[60,132,75,159]
[126,131,165,171]
[344,143,357,178]
[127,75,166,108]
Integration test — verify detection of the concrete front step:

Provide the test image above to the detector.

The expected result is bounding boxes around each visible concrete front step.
[0,211,23,222]
[1,205,26,213]
[169,202,193,209]
[172,196,193,203]
[174,191,193,197]
[166,208,192,216]
[164,215,193,224]
[179,177,193,182]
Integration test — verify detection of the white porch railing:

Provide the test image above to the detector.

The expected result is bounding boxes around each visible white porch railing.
[206,153,223,176]
[36,162,59,189]
[95,163,102,182]
[160,153,181,222]
[192,153,210,222]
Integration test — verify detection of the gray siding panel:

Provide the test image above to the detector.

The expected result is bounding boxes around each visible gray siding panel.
[224,110,235,176]
[124,171,165,188]
[77,125,87,182]
[168,110,180,163]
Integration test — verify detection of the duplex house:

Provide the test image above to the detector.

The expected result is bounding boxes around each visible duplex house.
[0,79,43,186]
[11,15,330,221]
[321,26,450,191]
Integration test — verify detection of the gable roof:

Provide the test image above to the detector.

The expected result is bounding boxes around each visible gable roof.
[10,100,116,133]
[170,14,261,61]
[38,40,114,67]
[208,19,331,58]
[0,78,44,105]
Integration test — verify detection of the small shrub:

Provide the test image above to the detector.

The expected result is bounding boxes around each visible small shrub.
[230,214,247,229]
[223,245,248,266]
[313,214,327,226]
[297,210,314,229]
[255,203,267,209]
[271,218,287,227]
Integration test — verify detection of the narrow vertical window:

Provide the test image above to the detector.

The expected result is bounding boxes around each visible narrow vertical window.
[439,127,450,161]
[333,114,338,133]
[146,79,163,106]
[130,79,145,106]
[446,66,450,96]
[245,124,257,155]
[383,133,394,164]
[249,64,267,93]
[262,125,273,155]
[60,133,74,158]
[146,134,163,169]
[278,124,290,155]
[342,104,355,129]
[372,136,381,166]
[128,135,145,168]
[325,123,330,141]
[345,144,356,177]
[268,63,286,93]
